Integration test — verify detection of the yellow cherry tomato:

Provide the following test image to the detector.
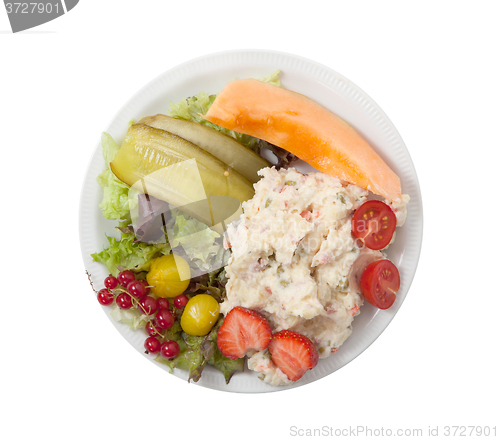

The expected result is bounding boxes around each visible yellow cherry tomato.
[146,254,191,298]
[181,294,220,336]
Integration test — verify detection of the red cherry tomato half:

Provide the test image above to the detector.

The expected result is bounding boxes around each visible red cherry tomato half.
[360,260,400,310]
[351,200,397,250]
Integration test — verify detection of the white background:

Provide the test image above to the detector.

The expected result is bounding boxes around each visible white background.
[1,1,499,439]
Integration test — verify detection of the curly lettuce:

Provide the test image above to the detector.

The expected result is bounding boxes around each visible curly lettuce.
[168,210,230,274]
[91,226,171,276]
[154,317,243,383]
[96,133,134,221]
[110,305,149,330]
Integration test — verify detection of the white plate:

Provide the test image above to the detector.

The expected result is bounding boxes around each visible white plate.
[79,49,423,393]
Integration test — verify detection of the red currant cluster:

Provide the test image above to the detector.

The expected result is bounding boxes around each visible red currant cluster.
[96,270,190,360]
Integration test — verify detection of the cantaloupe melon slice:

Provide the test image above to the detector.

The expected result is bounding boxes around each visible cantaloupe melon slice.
[203,79,402,202]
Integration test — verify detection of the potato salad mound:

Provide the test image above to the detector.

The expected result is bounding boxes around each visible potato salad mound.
[222,167,376,385]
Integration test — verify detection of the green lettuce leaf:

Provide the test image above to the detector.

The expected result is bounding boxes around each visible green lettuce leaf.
[204,318,244,383]
[154,322,207,382]
[168,91,216,126]
[96,132,134,221]
[257,69,281,86]
[169,70,281,153]
[154,316,243,384]
[91,228,171,276]
[110,305,149,330]
[169,211,229,272]
[92,210,227,282]
[185,268,228,303]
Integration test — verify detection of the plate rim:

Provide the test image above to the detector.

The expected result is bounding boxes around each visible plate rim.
[79,48,423,393]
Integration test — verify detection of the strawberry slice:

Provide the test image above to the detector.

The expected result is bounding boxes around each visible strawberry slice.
[268,330,319,381]
[217,307,272,359]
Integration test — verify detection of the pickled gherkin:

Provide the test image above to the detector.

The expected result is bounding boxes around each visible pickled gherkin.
[139,114,269,183]
[110,123,254,226]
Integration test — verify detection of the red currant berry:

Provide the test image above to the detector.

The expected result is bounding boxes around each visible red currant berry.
[173,294,189,309]
[145,321,162,337]
[157,298,170,310]
[104,276,118,290]
[139,296,158,315]
[144,337,161,354]
[127,280,147,299]
[116,292,133,309]
[138,279,151,295]
[160,340,180,359]
[155,308,175,330]
[117,270,135,287]
[97,288,114,306]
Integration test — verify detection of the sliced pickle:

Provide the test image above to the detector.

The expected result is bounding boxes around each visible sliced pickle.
[110,123,253,225]
[139,114,270,183]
